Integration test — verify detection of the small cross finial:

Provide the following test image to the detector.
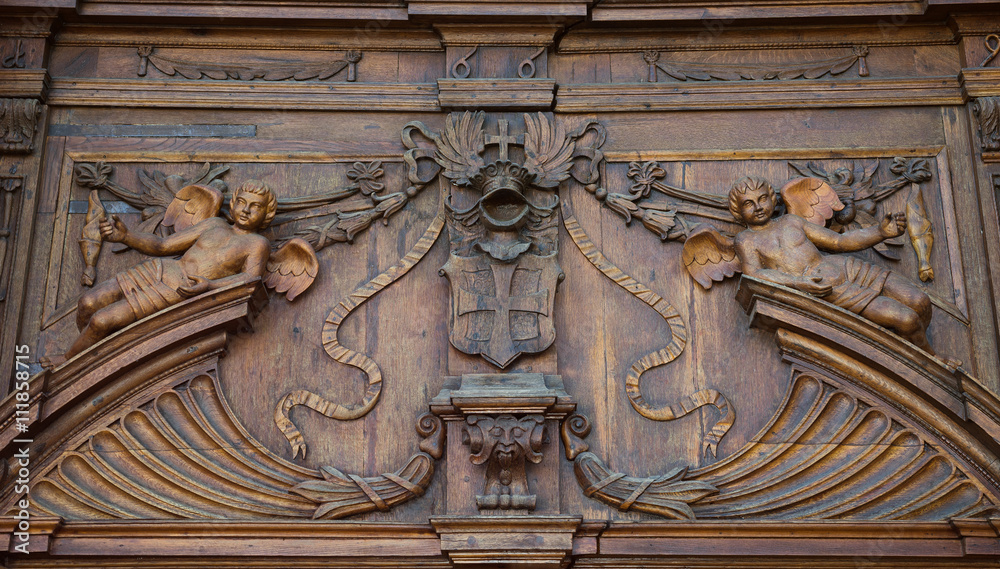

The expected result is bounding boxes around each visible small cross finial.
[485,120,524,162]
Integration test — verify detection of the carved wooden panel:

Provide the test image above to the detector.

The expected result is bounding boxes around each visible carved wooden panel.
[4,4,1000,567]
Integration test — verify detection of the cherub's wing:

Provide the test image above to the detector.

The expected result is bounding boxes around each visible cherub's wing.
[779,177,844,226]
[162,183,223,231]
[265,237,319,301]
[681,224,741,289]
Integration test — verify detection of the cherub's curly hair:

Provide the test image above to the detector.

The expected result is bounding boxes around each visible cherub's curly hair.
[728,175,775,224]
[233,179,278,229]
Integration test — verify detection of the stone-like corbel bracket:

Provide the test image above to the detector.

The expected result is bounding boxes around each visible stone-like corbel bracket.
[431,373,575,512]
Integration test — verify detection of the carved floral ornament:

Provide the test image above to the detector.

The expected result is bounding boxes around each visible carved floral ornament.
[6,111,1000,527]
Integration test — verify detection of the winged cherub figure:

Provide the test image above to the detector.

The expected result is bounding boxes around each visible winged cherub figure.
[683,175,933,353]
[45,180,318,368]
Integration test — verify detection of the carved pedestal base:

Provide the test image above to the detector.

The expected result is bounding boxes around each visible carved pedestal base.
[431,515,581,568]
[431,373,575,514]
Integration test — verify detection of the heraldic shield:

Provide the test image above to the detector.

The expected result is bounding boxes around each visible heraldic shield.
[442,252,561,368]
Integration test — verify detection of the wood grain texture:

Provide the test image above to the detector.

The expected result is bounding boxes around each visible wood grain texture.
[3,4,1000,566]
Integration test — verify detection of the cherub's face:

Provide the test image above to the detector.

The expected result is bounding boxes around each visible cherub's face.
[233,192,269,230]
[738,187,775,226]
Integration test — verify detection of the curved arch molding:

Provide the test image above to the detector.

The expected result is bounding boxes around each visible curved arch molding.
[0,281,439,522]
[570,277,1000,521]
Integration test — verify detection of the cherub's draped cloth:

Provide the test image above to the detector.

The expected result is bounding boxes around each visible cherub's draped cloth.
[116,258,183,319]
[825,256,890,314]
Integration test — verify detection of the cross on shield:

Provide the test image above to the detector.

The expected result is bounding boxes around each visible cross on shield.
[441,252,561,368]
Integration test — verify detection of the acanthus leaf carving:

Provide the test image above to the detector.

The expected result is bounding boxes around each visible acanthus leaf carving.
[137,46,361,82]
[973,96,1000,151]
[0,98,41,153]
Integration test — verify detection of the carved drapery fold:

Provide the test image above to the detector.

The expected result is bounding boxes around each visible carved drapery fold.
[137,46,362,82]
[643,46,869,82]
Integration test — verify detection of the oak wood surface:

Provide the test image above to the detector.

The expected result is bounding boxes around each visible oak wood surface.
[3,3,1000,566]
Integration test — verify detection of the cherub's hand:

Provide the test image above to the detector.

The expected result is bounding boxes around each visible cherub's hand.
[794,275,834,297]
[178,275,211,298]
[878,212,907,239]
[99,214,129,243]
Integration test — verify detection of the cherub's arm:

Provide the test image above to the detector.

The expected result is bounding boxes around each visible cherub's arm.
[177,239,269,298]
[801,212,906,253]
[101,215,217,256]
[736,233,833,296]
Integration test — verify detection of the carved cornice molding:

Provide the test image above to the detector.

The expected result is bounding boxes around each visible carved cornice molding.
[556,24,957,53]
[406,0,591,18]
[591,0,931,21]
[0,519,446,561]
[71,1,409,21]
[45,79,441,111]
[578,520,1000,567]
[437,78,555,110]
[961,69,1000,98]
[0,69,48,100]
[431,516,582,567]
[434,24,562,47]
[54,25,443,51]
[555,78,964,112]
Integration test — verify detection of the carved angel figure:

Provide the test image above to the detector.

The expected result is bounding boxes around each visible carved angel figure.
[45,180,318,367]
[683,175,934,353]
